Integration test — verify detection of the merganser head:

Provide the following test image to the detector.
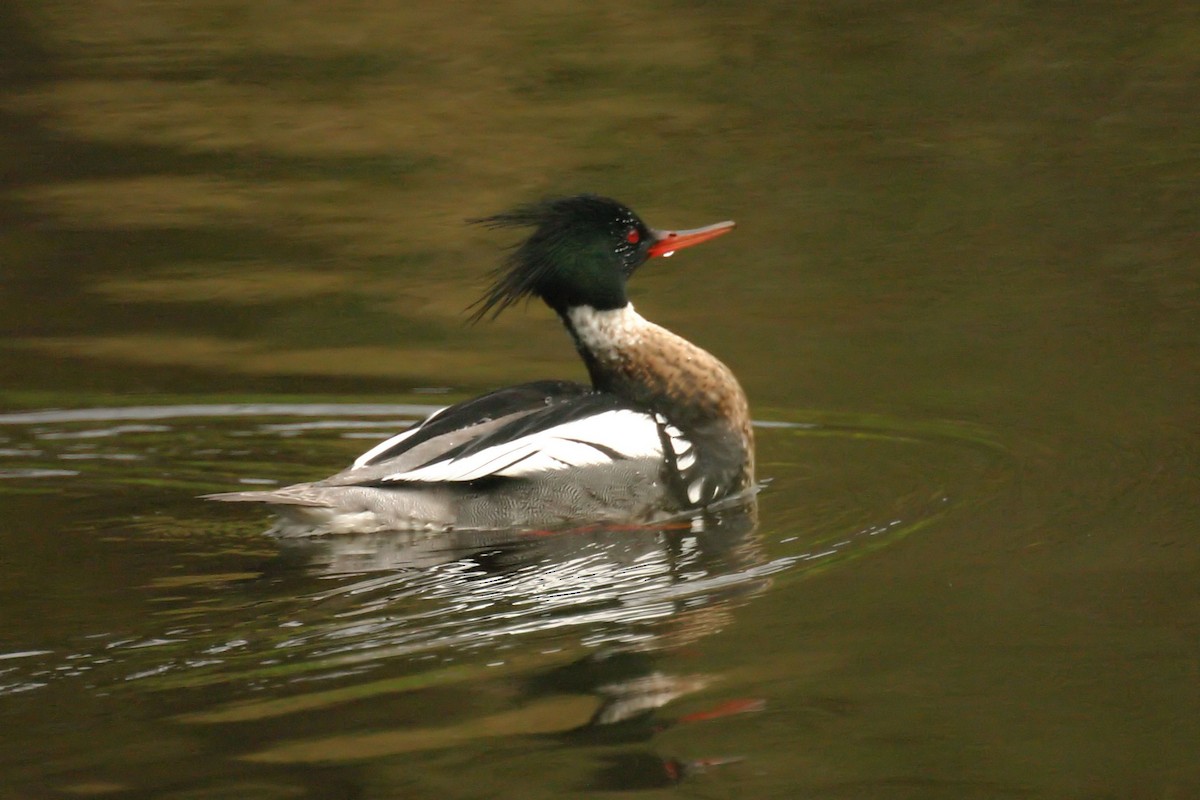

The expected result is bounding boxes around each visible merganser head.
[469,194,734,320]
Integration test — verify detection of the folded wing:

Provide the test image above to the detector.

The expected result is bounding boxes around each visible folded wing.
[323,381,664,487]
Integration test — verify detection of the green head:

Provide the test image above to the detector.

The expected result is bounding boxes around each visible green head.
[469,194,734,320]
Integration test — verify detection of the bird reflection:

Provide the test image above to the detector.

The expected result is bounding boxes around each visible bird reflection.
[276,493,767,657]
[253,496,770,785]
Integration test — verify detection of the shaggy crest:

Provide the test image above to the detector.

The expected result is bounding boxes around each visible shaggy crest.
[467,195,646,322]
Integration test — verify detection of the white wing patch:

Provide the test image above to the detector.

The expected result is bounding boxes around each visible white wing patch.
[351,423,423,469]
[381,409,662,483]
[350,404,462,468]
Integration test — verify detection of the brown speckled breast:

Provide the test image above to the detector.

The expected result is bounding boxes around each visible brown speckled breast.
[565,305,755,490]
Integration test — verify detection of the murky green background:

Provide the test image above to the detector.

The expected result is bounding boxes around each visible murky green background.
[1,1,1197,797]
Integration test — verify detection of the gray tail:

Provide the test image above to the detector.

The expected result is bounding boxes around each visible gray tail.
[202,487,333,507]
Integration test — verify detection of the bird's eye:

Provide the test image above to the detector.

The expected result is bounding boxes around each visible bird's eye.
[625,228,640,244]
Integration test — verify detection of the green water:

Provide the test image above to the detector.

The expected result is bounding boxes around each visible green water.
[1,2,1197,797]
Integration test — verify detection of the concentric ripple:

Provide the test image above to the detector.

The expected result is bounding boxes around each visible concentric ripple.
[0,401,1012,701]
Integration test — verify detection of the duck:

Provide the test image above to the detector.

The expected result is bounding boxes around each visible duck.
[207,194,754,536]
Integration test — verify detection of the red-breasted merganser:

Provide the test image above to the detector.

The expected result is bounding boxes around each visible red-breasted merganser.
[208,195,754,535]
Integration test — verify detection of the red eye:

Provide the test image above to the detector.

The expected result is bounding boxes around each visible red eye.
[626,229,640,244]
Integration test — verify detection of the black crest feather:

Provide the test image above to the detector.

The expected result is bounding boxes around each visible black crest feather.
[466,195,641,322]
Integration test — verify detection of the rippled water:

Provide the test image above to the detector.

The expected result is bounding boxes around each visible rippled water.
[3,0,1197,796]
[0,402,1009,793]
[1,405,1004,690]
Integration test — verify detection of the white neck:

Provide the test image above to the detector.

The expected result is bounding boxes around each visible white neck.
[565,304,654,358]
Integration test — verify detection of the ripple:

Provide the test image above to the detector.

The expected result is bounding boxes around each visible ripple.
[0,403,444,426]
[0,400,1013,700]
[0,468,80,479]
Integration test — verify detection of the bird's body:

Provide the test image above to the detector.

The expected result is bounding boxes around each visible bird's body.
[207,195,753,536]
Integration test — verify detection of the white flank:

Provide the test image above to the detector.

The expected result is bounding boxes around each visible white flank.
[381,409,662,483]
[567,304,649,358]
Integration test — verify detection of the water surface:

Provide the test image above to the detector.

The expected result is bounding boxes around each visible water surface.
[1,1,1197,797]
